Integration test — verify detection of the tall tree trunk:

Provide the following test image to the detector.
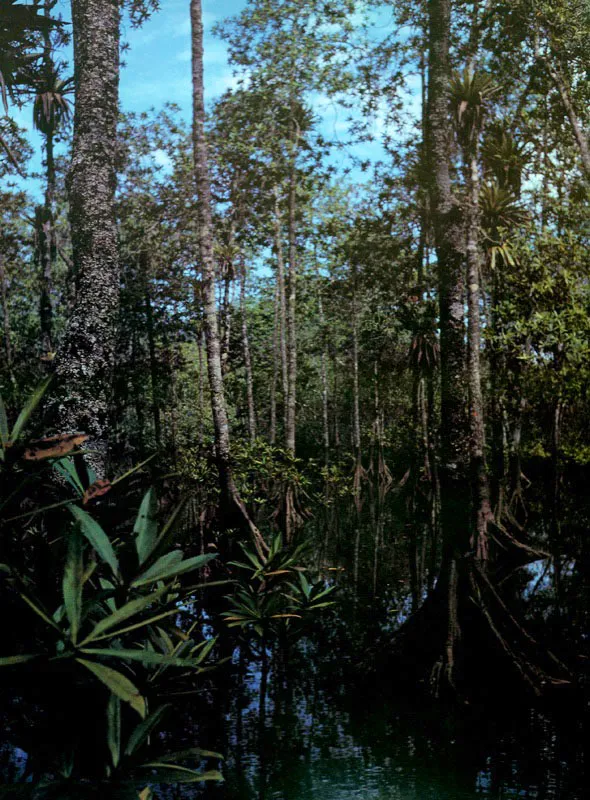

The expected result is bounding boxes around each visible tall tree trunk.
[197,323,205,448]
[142,252,162,450]
[36,203,54,360]
[285,146,298,456]
[318,288,329,467]
[220,231,234,376]
[351,270,361,464]
[38,0,56,360]
[273,188,288,430]
[53,0,121,475]
[465,149,492,563]
[190,0,267,556]
[544,57,590,178]
[270,279,279,445]
[0,254,15,389]
[428,0,469,549]
[240,260,257,443]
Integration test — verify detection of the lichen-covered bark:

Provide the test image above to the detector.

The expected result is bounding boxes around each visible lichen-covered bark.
[53,0,120,474]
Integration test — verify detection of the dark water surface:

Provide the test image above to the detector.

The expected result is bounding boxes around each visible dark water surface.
[164,643,587,800]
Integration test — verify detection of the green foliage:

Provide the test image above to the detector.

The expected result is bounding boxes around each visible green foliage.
[0,388,223,795]
[222,534,335,641]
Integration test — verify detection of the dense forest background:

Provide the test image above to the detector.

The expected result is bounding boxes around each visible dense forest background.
[0,0,589,797]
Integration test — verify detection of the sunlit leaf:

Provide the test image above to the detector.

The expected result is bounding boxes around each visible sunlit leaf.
[134,489,158,565]
[68,504,119,577]
[76,658,146,718]
[9,376,52,442]
[80,585,169,644]
[132,553,216,588]
[107,693,121,768]
[62,529,84,644]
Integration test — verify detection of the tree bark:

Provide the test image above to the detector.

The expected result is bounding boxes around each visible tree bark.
[318,288,329,467]
[191,0,267,556]
[351,268,361,462]
[0,254,14,386]
[465,150,492,563]
[273,188,288,431]
[545,57,590,178]
[52,0,121,475]
[285,152,298,456]
[142,252,162,450]
[240,260,257,443]
[270,278,279,445]
[38,0,56,361]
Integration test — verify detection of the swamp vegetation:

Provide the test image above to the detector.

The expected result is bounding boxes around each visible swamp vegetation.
[0,0,589,797]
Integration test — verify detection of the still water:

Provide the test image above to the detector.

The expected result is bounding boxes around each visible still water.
[164,641,587,800]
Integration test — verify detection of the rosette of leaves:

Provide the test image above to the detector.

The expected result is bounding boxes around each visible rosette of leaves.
[221,534,335,640]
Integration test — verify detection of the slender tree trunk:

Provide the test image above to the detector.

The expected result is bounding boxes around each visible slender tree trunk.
[0,254,15,387]
[39,1,56,360]
[544,57,590,177]
[351,272,361,463]
[37,203,54,359]
[318,289,329,467]
[332,349,341,458]
[240,260,257,443]
[285,145,298,456]
[191,0,233,491]
[52,0,121,475]
[191,0,267,556]
[270,279,279,445]
[220,231,234,375]
[273,188,288,430]
[197,323,205,448]
[465,149,492,563]
[142,253,162,449]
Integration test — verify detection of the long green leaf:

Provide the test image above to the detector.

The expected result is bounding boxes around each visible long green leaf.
[156,747,223,762]
[132,553,216,588]
[137,764,223,783]
[125,703,171,757]
[19,592,63,633]
[76,658,146,718]
[134,489,158,566]
[62,530,84,643]
[107,693,121,768]
[131,551,183,586]
[86,607,182,643]
[80,647,203,669]
[147,497,188,563]
[53,458,84,495]
[80,585,169,644]
[9,376,52,442]
[0,654,40,666]
[68,504,119,576]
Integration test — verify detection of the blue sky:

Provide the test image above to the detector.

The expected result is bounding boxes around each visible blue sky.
[8,1,419,198]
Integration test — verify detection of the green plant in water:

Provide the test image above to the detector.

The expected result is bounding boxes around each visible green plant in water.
[0,383,224,797]
[222,533,335,641]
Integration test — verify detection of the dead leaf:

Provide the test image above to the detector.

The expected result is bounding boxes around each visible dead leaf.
[82,479,112,505]
[24,433,88,460]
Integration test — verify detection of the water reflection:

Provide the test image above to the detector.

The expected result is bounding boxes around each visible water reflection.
[161,642,586,800]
